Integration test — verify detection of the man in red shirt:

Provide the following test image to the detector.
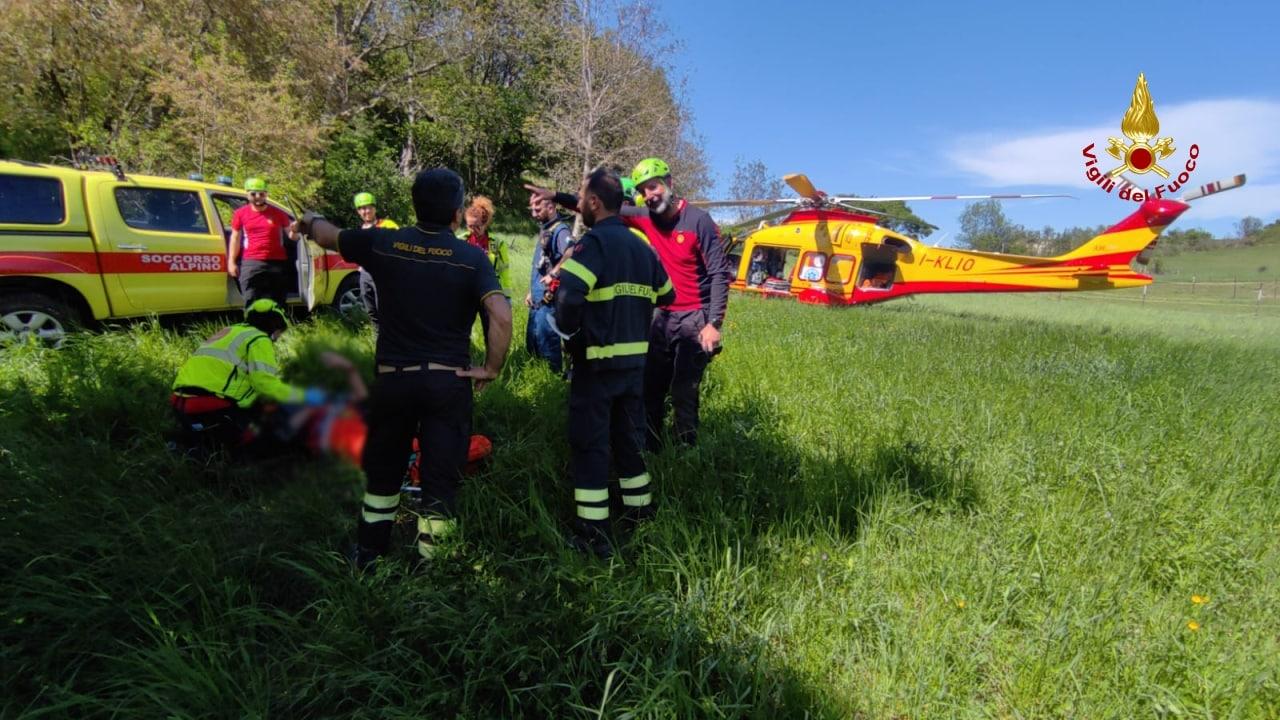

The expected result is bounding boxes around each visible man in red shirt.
[227,177,297,306]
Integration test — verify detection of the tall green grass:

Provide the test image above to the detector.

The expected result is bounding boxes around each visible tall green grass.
[2,244,1278,717]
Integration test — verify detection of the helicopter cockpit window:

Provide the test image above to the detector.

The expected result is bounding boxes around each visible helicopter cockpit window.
[798,252,827,282]
[746,246,788,288]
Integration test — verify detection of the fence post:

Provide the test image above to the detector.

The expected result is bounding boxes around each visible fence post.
[1142,285,1148,304]
[1191,275,1196,294]
[1233,276,1238,299]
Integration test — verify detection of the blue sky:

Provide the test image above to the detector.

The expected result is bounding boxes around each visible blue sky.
[660,0,1280,244]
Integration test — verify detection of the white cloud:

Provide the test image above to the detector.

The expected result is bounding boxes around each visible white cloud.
[946,98,1280,217]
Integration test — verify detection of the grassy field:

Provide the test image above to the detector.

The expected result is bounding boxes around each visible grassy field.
[1154,235,1280,281]
[3,236,1279,718]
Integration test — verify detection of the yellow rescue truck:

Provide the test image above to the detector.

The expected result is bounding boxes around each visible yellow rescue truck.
[0,159,361,346]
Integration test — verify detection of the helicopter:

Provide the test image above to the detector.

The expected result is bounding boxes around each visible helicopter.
[693,172,1247,306]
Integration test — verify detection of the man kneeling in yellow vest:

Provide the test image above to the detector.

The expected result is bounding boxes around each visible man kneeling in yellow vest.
[170,299,325,454]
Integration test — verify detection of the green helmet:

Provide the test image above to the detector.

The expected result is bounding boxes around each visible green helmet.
[620,176,636,197]
[244,177,268,192]
[353,192,376,209]
[631,157,670,188]
[245,298,288,329]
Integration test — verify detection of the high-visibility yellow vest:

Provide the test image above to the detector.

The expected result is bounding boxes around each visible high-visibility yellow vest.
[172,324,304,408]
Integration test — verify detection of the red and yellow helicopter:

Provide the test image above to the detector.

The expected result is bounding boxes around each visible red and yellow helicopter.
[695,173,1246,306]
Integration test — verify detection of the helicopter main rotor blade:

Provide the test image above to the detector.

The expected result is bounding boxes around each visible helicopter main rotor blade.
[1180,173,1246,202]
[689,199,799,208]
[830,200,890,217]
[827,193,1073,203]
[784,173,821,200]
[719,206,797,235]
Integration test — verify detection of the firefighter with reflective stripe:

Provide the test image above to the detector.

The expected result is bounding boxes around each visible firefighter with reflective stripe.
[170,299,322,450]
[298,168,512,569]
[553,167,675,558]
[353,192,400,330]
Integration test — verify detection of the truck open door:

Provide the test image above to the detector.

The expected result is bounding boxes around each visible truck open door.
[296,235,326,311]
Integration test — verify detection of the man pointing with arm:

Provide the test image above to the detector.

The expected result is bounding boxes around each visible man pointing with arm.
[296,168,512,568]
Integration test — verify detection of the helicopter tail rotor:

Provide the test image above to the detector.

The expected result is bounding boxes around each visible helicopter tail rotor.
[1180,174,1245,202]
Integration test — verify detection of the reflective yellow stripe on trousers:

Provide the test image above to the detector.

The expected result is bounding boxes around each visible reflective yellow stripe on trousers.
[361,492,399,524]
[619,473,651,507]
[575,487,609,520]
[585,341,649,360]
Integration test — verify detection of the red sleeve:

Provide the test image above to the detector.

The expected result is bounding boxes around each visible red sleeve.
[231,206,245,231]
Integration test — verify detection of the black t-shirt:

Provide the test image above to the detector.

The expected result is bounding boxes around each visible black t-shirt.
[338,224,503,367]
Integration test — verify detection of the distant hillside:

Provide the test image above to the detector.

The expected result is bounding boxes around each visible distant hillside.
[1152,224,1280,280]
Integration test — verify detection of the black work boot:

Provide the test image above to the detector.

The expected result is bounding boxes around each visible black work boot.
[567,519,614,560]
[347,543,383,572]
[619,504,657,534]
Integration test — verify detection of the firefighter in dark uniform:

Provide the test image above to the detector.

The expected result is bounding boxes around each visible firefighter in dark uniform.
[552,167,675,558]
[526,157,732,450]
[295,168,513,567]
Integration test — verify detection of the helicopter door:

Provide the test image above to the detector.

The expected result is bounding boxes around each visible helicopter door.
[857,243,899,290]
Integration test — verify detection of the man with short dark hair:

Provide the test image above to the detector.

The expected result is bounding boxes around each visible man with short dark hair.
[228,178,298,306]
[297,168,512,567]
[553,167,674,557]
[526,193,574,374]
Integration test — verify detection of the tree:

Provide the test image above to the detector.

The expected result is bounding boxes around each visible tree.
[1160,228,1215,253]
[958,200,1016,252]
[859,200,937,239]
[0,0,705,211]
[727,157,785,222]
[1236,216,1263,242]
[529,0,706,197]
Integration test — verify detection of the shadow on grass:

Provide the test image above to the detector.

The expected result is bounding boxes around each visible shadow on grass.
[663,389,980,540]
[2,326,977,718]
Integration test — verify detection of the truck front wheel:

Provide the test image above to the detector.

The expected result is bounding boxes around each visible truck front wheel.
[332,273,365,322]
[0,292,81,348]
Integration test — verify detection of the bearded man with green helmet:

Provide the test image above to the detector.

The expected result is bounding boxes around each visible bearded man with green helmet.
[228,177,299,307]
[525,156,732,453]
[352,191,400,330]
